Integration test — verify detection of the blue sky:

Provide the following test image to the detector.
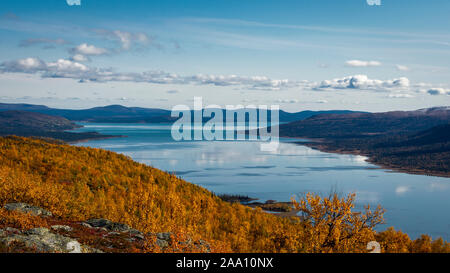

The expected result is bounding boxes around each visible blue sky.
[0,0,449,111]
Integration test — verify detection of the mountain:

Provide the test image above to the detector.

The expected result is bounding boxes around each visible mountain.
[0,110,114,142]
[280,107,450,138]
[0,103,362,124]
[278,109,362,123]
[0,103,175,123]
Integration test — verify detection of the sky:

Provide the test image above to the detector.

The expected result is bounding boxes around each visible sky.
[0,0,449,112]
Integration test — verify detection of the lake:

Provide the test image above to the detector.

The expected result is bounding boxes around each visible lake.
[73,123,450,240]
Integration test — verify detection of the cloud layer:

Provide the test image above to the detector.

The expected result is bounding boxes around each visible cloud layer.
[0,57,448,96]
[0,57,292,90]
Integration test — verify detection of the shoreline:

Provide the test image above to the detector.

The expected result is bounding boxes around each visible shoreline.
[67,134,126,144]
[292,139,450,178]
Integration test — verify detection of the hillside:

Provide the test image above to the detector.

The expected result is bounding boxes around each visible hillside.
[279,108,450,177]
[0,136,449,253]
[0,110,77,131]
[0,110,114,142]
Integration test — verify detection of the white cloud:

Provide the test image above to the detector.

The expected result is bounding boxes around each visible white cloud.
[396,64,410,71]
[1,58,89,78]
[71,43,108,56]
[47,59,88,72]
[388,93,414,98]
[71,54,89,62]
[318,75,410,91]
[1,57,46,71]
[187,74,294,90]
[93,29,153,51]
[427,88,449,95]
[345,60,382,67]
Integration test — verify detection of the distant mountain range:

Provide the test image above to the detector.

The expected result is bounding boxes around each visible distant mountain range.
[0,103,361,124]
[0,103,175,123]
[280,106,450,138]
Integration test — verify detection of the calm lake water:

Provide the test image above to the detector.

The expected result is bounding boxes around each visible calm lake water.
[73,123,450,240]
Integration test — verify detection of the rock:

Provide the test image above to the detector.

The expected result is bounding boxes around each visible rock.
[0,227,96,253]
[156,239,169,248]
[148,232,173,249]
[156,232,172,242]
[3,203,52,217]
[133,233,145,241]
[108,222,131,232]
[0,227,21,237]
[25,227,50,236]
[80,222,92,228]
[5,227,21,234]
[51,225,73,232]
[129,228,144,236]
[84,218,131,232]
[85,218,111,228]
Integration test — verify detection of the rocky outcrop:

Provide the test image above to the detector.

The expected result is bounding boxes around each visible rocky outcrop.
[1,203,211,253]
[3,203,52,216]
[0,227,101,253]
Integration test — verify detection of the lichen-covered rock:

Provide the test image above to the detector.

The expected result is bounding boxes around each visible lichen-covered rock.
[3,203,52,217]
[0,227,100,253]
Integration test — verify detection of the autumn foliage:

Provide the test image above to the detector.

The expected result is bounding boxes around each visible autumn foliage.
[0,136,448,253]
